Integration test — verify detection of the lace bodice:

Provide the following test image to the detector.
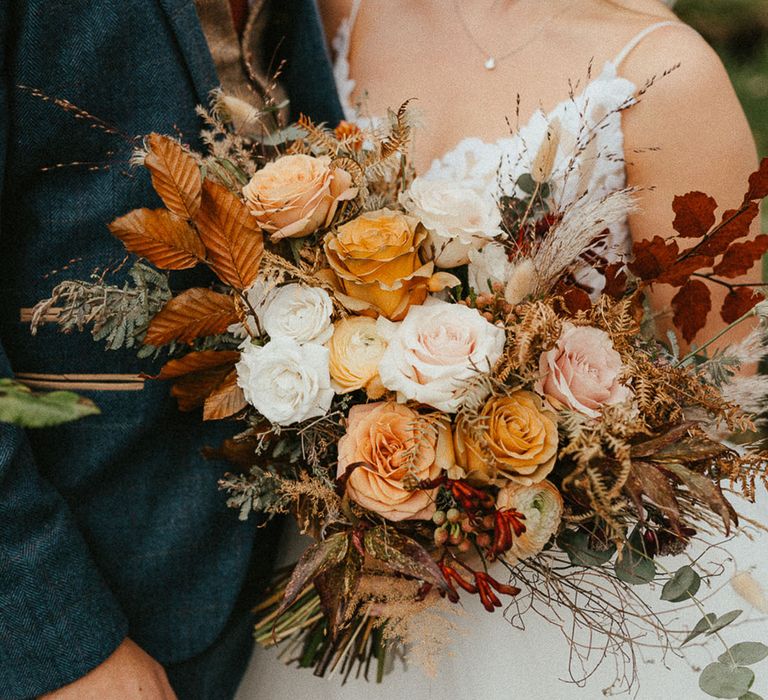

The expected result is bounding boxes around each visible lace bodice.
[332,5,680,276]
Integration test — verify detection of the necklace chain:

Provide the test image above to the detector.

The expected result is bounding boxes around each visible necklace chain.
[452,1,569,71]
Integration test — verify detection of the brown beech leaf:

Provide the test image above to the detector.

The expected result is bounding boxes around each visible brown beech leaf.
[171,366,233,411]
[712,235,768,279]
[203,370,246,421]
[155,350,239,379]
[603,262,628,299]
[745,156,768,202]
[672,191,718,238]
[655,255,714,287]
[560,286,592,314]
[145,288,239,346]
[145,133,202,219]
[625,462,685,537]
[201,434,264,468]
[698,202,760,258]
[108,208,205,270]
[721,287,764,324]
[194,180,263,290]
[627,236,679,281]
[672,279,711,343]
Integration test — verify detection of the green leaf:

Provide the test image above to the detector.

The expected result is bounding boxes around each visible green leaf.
[707,610,744,636]
[699,662,754,698]
[683,613,718,646]
[364,526,450,594]
[557,530,616,567]
[274,533,348,622]
[719,643,768,667]
[661,565,701,602]
[516,173,536,195]
[739,692,764,700]
[0,380,99,428]
[614,530,656,585]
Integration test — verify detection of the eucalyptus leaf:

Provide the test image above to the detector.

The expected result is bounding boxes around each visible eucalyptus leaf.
[661,565,701,602]
[614,531,656,585]
[683,613,718,646]
[516,173,536,195]
[719,643,768,667]
[707,610,744,636]
[739,692,764,700]
[0,380,99,428]
[699,662,754,699]
[557,530,616,567]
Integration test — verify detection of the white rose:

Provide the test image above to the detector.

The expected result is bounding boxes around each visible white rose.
[236,337,333,426]
[467,243,514,294]
[261,283,333,345]
[400,177,503,268]
[377,299,506,413]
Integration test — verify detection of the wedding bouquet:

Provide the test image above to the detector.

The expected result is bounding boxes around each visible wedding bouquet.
[33,93,768,697]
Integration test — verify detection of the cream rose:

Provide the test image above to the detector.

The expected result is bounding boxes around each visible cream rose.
[536,323,632,418]
[337,402,454,521]
[496,480,563,560]
[328,316,387,397]
[242,154,356,240]
[399,177,503,268]
[236,337,333,426]
[454,391,559,486]
[261,283,333,345]
[376,299,506,413]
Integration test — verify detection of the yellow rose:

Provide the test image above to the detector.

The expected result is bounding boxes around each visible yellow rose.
[454,391,558,486]
[324,209,435,320]
[337,403,454,521]
[496,480,563,560]
[242,154,356,241]
[328,316,388,398]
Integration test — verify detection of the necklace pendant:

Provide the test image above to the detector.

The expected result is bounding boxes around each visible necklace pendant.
[484,56,496,71]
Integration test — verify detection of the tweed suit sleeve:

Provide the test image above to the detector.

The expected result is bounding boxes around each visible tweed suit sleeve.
[0,7,128,698]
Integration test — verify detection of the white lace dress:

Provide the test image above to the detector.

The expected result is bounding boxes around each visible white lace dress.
[237,11,768,700]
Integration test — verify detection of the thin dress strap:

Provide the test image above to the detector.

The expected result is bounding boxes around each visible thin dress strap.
[332,0,365,120]
[612,20,679,68]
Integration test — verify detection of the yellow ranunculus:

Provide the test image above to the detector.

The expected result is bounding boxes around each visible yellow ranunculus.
[328,316,388,398]
[323,208,435,320]
[454,391,558,486]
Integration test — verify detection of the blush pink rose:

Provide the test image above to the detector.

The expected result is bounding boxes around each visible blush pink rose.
[536,323,632,418]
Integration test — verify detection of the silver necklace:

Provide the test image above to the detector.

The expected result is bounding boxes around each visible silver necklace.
[452,1,568,71]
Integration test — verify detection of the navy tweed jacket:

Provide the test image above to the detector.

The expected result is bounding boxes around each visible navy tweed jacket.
[0,1,343,696]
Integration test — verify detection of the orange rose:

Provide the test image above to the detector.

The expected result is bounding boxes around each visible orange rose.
[337,402,454,521]
[324,209,437,320]
[454,391,558,486]
[242,154,356,241]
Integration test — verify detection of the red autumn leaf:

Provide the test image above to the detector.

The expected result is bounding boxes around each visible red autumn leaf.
[627,236,679,281]
[697,201,760,257]
[194,180,264,290]
[203,370,246,421]
[171,366,234,411]
[721,287,764,324]
[561,286,592,314]
[712,235,768,279]
[672,279,711,343]
[145,288,239,346]
[154,350,240,379]
[144,133,202,220]
[745,156,768,202]
[603,262,628,299]
[655,255,714,287]
[672,191,718,238]
[108,208,205,270]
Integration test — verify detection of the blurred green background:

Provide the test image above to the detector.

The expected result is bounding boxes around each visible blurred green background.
[675,0,768,230]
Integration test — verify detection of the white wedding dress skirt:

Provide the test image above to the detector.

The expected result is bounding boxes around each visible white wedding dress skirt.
[237,494,768,700]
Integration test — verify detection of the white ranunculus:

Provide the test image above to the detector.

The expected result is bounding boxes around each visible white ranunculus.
[236,337,333,426]
[261,283,334,345]
[376,299,506,413]
[400,177,503,268]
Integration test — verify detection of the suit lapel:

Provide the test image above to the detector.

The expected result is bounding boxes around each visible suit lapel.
[156,0,220,107]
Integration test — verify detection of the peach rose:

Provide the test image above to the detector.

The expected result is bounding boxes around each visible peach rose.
[536,323,632,419]
[454,391,558,486]
[242,154,356,241]
[324,209,440,320]
[328,316,388,398]
[337,403,454,521]
[496,480,563,560]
